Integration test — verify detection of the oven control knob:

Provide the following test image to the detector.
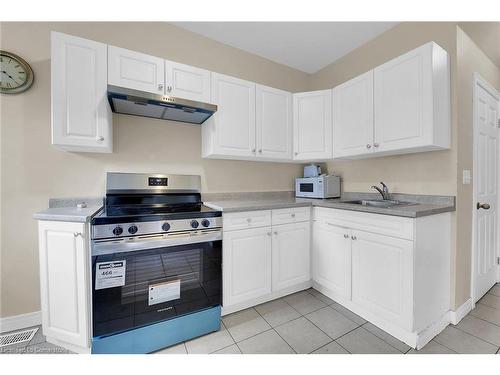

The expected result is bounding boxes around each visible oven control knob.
[201,219,210,227]
[162,223,171,232]
[191,220,199,229]
[128,225,138,235]
[112,226,123,236]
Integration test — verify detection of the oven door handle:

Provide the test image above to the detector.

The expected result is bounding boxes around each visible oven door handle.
[91,229,222,256]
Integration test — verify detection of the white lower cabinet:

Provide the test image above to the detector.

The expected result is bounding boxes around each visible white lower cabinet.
[38,221,90,352]
[351,230,413,330]
[312,222,351,300]
[222,209,311,314]
[312,207,451,349]
[223,227,272,307]
[272,222,310,291]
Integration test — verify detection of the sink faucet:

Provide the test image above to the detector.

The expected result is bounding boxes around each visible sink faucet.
[371,182,390,200]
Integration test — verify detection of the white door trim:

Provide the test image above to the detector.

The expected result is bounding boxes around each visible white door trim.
[471,72,500,308]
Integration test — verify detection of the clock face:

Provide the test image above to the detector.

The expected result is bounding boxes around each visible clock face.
[0,51,34,94]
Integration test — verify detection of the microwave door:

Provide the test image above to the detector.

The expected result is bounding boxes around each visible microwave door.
[300,182,314,193]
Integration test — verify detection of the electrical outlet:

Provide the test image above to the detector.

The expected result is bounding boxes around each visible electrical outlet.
[463,170,471,185]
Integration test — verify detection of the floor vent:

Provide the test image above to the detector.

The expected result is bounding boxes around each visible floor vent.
[0,327,38,347]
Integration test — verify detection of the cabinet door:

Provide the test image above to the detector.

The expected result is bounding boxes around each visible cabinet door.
[165,60,211,102]
[333,71,374,158]
[51,32,111,152]
[351,230,413,330]
[272,222,310,291]
[293,90,333,160]
[108,45,165,94]
[373,43,433,153]
[256,84,293,160]
[312,222,351,300]
[223,227,272,306]
[211,73,256,158]
[38,221,90,348]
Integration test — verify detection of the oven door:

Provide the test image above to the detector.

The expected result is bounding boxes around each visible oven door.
[91,230,222,338]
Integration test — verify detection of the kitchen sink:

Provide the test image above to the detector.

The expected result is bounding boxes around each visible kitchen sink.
[341,199,416,208]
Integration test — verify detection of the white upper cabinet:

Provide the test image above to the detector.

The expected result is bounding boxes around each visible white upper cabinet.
[51,32,112,153]
[373,42,450,155]
[203,73,257,158]
[256,84,293,160]
[333,71,374,158]
[293,90,333,161]
[108,46,165,94]
[164,60,211,102]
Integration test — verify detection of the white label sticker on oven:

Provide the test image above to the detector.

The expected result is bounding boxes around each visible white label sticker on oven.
[95,260,126,290]
[148,279,181,306]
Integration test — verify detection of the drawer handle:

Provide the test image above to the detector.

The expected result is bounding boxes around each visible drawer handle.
[246,218,252,223]
[267,232,272,236]
[351,235,357,240]
[274,231,278,235]
[291,213,296,218]
[73,232,83,238]
[343,234,349,239]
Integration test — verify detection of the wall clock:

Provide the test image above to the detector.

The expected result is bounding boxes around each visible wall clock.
[0,50,34,94]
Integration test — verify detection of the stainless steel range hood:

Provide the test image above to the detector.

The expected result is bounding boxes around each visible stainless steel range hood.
[107,85,217,124]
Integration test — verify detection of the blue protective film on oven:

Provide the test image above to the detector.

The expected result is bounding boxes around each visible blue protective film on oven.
[91,305,221,354]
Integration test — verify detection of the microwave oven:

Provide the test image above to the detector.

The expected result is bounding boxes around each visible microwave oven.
[295,175,341,199]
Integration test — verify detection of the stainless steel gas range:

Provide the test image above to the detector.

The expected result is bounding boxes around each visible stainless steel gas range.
[90,173,222,354]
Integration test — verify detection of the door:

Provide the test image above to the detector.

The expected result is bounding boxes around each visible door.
[272,222,310,291]
[38,221,90,347]
[374,43,433,153]
[312,222,351,300]
[223,227,272,306]
[165,60,211,102]
[108,45,165,94]
[351,230,413,330]
[333,71,374,158]
[51,32,111,152]
[293,90,333,160]
[256,84,293,160]
[473,75,500,302]
[211,73,256,158]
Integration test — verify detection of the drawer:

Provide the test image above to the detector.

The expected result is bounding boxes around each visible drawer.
[272,207,311,225]
[223,210,272,231]
[313,207,414,240]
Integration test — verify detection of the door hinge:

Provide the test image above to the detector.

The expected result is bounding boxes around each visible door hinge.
[497,256,500,265]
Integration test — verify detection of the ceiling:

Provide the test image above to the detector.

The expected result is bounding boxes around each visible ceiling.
[459,22,500,69]
[173,22,398,74]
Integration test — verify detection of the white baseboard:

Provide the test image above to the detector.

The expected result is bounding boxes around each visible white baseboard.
[0,311,42,333]
[450,298,472,325]
[415,311,450,349]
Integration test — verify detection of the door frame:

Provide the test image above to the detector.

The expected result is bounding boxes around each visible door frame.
[471,73,500,307]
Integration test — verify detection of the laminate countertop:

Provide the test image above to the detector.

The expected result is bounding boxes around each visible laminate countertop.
[204,192,456,218]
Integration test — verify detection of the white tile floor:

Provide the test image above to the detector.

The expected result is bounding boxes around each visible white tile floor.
[2,284,500,354]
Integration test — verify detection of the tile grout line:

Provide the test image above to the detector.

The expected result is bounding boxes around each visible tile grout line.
[252,304,297,354]
[452,322,500,348]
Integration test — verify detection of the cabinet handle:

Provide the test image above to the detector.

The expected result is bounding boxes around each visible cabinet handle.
[252,148,256,153]
[246,218,252,222]
[366,144,371,149]
[73,232,83,238]
[167,85,172,92]
[267,232,272,236]
[373,143,379,148]
[158,83,164,91]
[294,152,298,156]
[351,235,357,240]
[274,231,278,235]
[291,213,296,218]
[343,234,349,239]
[96,136,104,142]
[258,149,262,153]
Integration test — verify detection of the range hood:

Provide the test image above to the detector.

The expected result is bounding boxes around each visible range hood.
[107,85,217,125]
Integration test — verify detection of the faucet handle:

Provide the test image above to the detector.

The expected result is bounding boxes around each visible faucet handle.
[380,182,389,192]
